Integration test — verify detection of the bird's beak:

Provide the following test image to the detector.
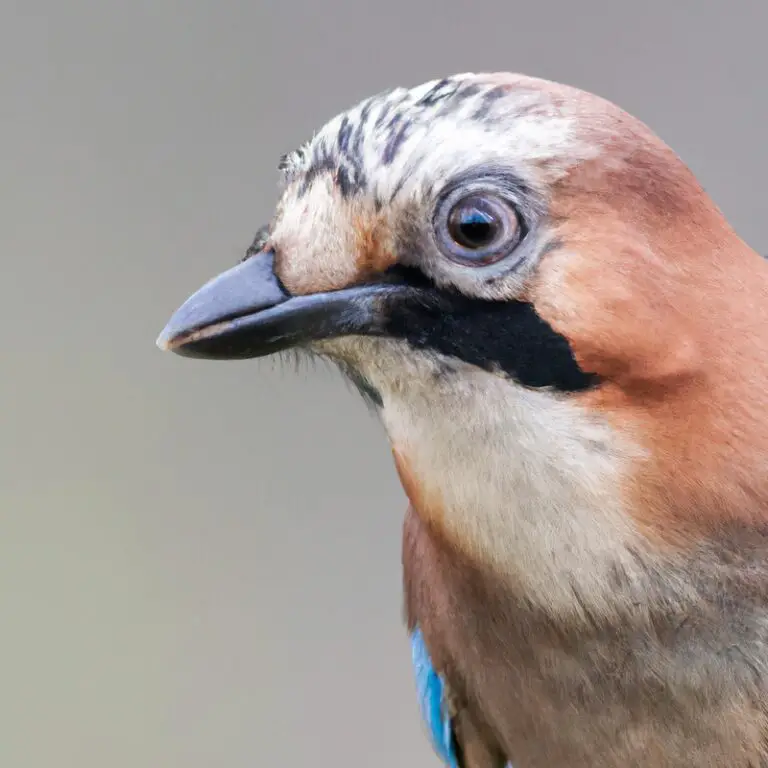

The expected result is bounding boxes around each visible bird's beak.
[156,248,407,360]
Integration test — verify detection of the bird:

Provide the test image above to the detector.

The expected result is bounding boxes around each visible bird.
[156,72,768,767]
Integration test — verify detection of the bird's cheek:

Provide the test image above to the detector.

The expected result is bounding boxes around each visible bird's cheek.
[531,243,705,393]
[569,326,704,394]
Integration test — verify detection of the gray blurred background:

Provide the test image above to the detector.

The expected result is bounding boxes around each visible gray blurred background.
[2,1,766,766]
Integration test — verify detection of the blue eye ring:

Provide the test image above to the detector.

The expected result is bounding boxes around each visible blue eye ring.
[435,191,523,267]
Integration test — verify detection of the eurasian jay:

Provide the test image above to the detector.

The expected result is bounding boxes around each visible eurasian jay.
[157,73,768,767]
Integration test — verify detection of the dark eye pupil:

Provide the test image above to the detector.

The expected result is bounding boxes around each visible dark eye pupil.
[448,204,499,249]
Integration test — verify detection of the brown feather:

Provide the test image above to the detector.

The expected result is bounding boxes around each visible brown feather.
[263,72,768,765]
[531,121,768,544]
[403,504,768,768]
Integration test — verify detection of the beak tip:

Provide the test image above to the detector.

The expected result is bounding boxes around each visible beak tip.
[155,325,178,352]
[155,251,288,358]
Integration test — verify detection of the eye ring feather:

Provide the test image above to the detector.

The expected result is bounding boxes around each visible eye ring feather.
[433,188,524,267]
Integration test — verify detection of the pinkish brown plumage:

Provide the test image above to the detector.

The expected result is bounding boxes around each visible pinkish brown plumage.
[158,72,768,767]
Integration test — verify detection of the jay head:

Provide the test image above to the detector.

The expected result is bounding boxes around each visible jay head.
[158,73,768,766]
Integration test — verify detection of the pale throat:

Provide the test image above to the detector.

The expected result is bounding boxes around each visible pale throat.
[334,340,652,616]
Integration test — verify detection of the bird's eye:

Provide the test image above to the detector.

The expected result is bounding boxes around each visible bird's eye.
[448,201,499,249]
[436,193,523,266]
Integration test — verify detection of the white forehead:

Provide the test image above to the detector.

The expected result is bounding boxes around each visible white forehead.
[280,73,599,203]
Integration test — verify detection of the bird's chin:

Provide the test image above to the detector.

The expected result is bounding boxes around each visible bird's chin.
[310,335,393,362]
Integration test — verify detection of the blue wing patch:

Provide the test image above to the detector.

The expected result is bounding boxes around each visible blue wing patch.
[410,627,460,767]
